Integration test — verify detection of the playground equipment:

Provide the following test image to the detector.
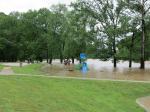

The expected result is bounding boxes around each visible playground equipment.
[80,53,88,74]
[64,59,74,71]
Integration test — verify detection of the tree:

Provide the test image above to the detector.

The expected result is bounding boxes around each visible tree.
[126,0,150,69]
[117,16,141,68]
[75,0,127,67]
[36,8,51,63]
[0,12,20,62]
[47,4,68,64]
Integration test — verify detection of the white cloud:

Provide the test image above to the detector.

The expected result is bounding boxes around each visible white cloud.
[0,0,75,14]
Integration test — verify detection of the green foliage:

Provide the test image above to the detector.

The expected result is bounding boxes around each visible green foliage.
[73,0,130,66]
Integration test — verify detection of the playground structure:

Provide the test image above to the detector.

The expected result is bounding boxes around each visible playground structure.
[80,53,88,74]
[64,59,74,71]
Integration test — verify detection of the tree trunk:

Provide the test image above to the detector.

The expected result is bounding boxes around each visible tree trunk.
[79,59,82,64]
[49,54,53,64]
[129,32,135,68]
[72,57,74,64]
[140,1,145,69]
[19,61,23,67]
[49,58,53,64]
[46,49,49,63]
[114,57,117,68]
[113,36,117,68]
[60,58,63,64]
[60,54,63,64]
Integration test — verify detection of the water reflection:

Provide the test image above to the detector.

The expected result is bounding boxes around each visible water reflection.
[42,59,150,81]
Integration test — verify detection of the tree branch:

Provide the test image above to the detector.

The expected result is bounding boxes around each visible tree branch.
[145,6,150,14]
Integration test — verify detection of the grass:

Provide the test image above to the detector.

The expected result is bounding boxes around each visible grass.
[12,64,44,75]
[0,76,149,112]
[0,64,4,71]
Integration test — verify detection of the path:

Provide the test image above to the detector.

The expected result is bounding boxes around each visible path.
[137,96,150,112]
[0,67,14,75]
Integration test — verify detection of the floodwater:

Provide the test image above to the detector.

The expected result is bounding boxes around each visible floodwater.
[42,59,150,81]
[0,62,28,67]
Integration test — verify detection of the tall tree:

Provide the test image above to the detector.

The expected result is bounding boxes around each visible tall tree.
[47,4,68,64]
[126,0,150,69]
[36,8,51,63]
[75,0,127,67]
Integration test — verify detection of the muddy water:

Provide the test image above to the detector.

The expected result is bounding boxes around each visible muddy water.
[42,59,150,81]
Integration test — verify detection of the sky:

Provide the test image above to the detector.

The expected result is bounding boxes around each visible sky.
[0,0,75,14]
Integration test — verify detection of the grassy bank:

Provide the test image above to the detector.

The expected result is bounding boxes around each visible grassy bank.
[0,64,4,71]
[0,76,149,112]
[12,64,43,75]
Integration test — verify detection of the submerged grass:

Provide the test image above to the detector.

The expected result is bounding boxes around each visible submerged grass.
[12,64,44,75]
[0,76,149,112]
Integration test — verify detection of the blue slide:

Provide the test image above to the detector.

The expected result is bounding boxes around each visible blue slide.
[82,62,88,74]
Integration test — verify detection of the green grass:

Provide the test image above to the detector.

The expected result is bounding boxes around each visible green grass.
[0,76,149,112]
[0,64,4,71]
[12,64,43,75]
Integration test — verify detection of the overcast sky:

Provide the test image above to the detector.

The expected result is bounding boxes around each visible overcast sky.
[0,0,75,14]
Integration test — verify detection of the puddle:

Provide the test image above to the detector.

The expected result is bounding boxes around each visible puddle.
[0,67,14,75]
[42,59,150,81]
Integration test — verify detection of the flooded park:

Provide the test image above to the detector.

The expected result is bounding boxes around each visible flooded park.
[42,59,150,81]
[0,0,150,111]
[1,59,150,81]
